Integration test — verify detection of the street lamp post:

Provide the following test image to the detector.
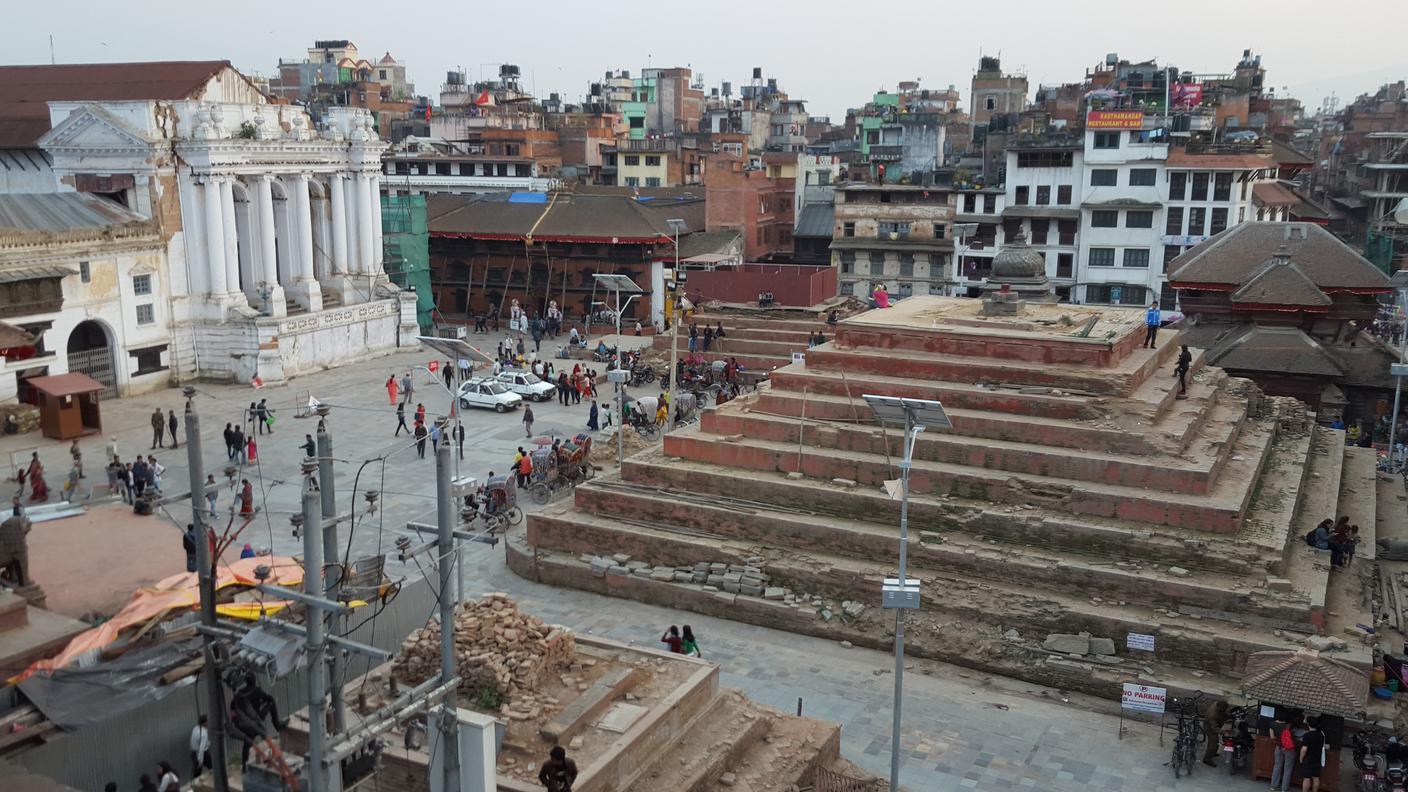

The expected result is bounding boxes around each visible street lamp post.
[863,394,951,792]
[593,274,643,466]
[665,218,686,432]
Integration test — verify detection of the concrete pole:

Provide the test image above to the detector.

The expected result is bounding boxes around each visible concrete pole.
[889,415,915,792]
[184,397,230,792]
[316,421,346,733]
[301,474,328,792]
[667,233,680,431]
[436,440,461,792]
[1390,376,1403,472]
[615,291,625,467]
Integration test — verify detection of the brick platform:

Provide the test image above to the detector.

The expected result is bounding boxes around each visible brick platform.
[519,297,1375,696]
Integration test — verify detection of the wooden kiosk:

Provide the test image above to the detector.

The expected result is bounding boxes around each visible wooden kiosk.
[1244,649,1369,792]
[26,373,105,440]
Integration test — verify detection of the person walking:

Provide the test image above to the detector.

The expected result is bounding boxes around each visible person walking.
[239,479,254,516]
[155,762,180,792]
[246,435,258,464]
[204,474,218,517]
[401,372,414,404]
[106,456,123,500]
[395,402,410,436]
[661,625,684,653]
[688,323,698,353]
[414,422,428,458]
[523,405,535,438]
[1143,301,1161,349]
[681,625,701,657]
[588,401,599,431]
[386,375,399,406]
[454,422,465,460]
[1299,717,1325,792]
[430,421,442,453]
[147,455,165,494]
[151,408,166,449]
[232,425,247,465]
[62,461,81,502]
[517,450,533,489]
[105,434,120,466]
[702,324,714,352]
[119,462,135,504]
[70,439,84,479]
[538,745,578,792]
[167,409,180,449]
[442,360,454,389]
[224,423,236,460]
[1271,717,1297,792]
[132,456,149,499]
[415,403,427,426]
[257,398,274,434]
[190,714,211,780]
[300,433,316,459]
[1174,344,1192,397]
[183,523,200,573]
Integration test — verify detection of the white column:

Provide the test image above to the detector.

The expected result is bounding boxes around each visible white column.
[369,174,384,274]
[220,178,241,296]
[330,175,349,276]
[256,175,286,317]
[203,178,227,295]
[357,173,375,281]
[291,173,322,312]
[294,174,315,281]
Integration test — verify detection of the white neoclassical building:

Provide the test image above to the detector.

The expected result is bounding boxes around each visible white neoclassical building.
[0,60,418,393]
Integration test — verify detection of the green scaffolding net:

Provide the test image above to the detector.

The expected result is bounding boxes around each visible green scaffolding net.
[381,194,433,333]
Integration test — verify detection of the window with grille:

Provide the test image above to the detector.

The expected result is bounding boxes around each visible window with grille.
[1190,173,1209,201]
[1210,208,1228,235]
[1129,168,1156,186]
[136,303,155,325]
[1188,207,1206,236]
[1169,172,1186,200]
[1093,132,1120,149]
[1213,172,1233,201]
[1126,211,1154,228]
[1166,207,1184,235]
[1036,186,1051,205]
[1091,210,1118,228]
[1090,169,1117,186]
[133,274,152,295]
[1088,248,1116,267]
[1122,249,1150,268]
[1014,186,1029,205]
[1057,185,1072,205]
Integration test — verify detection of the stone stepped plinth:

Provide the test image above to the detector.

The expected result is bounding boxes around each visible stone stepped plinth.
[517,296,1375,695]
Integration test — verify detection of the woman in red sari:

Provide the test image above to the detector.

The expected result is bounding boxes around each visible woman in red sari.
[27,454,48,503]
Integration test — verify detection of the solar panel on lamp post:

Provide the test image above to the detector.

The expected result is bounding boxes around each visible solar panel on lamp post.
[862,394,950,792]
[592,274,643,466]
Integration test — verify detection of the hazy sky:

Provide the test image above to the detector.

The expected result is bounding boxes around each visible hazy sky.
[7,0,1407,121]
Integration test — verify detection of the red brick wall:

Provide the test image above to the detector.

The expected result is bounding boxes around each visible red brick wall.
[685,264,836,307]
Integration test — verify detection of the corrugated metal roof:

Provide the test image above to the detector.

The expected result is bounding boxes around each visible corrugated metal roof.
[0,60,234,148]
[0,192,150,234]
[794,203,835,238]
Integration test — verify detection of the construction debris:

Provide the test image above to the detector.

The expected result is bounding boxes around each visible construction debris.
[392,593,574,702]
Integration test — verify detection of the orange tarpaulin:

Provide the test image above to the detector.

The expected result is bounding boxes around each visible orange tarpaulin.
[15,556,305,681]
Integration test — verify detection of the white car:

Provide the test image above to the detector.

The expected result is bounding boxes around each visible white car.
[458,379,523,413]
[495,370,556,402]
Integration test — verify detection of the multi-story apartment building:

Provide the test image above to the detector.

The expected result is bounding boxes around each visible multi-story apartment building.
[705,154,793,261]
[952,187,1005,296]
[1161,145,1279,301]
[1000,135,1083,300]
[831,183,954,298]
[605,137,702,187]
[1075,112,1169,306]
[793,155,840,265]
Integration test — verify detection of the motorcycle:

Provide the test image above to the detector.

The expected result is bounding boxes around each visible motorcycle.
[1221,706,1254,776]
[629,364,656,387]
[1354,731,1382,792]
[592,345,618,363]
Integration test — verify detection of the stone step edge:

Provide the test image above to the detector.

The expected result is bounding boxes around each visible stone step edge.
[506,534,1296,692]
[570,478,1260,579]
[620,449,1273,573]
[529,505,1313,628]
[662,427,1271,532]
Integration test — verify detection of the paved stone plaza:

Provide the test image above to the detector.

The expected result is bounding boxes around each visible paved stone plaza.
[0,346,1336,791]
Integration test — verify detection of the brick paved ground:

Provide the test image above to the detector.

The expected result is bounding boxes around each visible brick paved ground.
[0,344,1342,791]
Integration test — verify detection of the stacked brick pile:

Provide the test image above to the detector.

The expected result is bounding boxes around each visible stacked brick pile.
[392,593,574,702]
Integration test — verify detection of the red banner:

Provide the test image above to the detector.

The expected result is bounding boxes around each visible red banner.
[1170,83,1204,108]
[1086,111,1144,130]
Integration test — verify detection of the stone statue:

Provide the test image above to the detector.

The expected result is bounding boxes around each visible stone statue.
[0,513,32,588]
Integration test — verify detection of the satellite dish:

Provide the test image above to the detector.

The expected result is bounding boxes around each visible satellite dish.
[1394,197,1408,225]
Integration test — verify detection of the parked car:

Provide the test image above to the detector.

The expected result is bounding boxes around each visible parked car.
[495,370,556,402]
[458,379,523,413]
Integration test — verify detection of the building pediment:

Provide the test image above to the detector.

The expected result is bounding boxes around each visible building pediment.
[38,106,158,156]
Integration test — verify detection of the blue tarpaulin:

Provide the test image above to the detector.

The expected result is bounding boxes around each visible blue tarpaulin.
[508,192,548,204]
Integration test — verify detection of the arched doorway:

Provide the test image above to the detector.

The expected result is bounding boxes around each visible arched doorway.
[66,320,117,398]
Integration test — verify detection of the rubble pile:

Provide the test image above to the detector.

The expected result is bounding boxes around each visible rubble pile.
[392,593,574,702]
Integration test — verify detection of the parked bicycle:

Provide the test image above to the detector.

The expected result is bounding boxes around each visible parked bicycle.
[1165,692,1206,778]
